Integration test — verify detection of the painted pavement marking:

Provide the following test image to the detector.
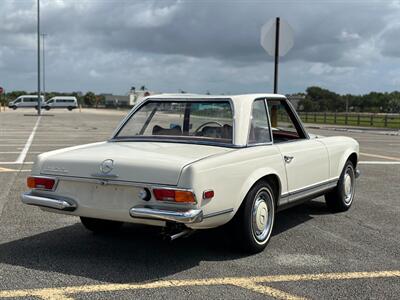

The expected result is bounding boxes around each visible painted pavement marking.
[359,161,400,165]
[15,116,41,164]
[360,152,400,161]
[0,270,398,300]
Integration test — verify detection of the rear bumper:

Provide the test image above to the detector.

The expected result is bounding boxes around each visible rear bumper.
[130,206,203,224]
[21,192,203,224]
[21,192,77,211]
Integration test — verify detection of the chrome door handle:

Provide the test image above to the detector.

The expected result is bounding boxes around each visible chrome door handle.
[284,155,294,163]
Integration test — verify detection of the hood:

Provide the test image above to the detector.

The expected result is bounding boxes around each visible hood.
[38,141,233,185]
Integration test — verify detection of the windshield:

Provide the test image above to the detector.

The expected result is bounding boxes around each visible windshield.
[115,100,234,145]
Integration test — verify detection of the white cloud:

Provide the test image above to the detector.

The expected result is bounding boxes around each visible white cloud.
[1,0,400,95]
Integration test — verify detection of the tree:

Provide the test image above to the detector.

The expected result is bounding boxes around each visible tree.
[83,92,96,106]
[388,97,400,113]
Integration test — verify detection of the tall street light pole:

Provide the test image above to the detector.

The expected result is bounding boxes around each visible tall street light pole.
[41,33,47,102]
[37,0,41,115]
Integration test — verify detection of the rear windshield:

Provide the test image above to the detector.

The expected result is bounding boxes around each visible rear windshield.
[115,100,234,145]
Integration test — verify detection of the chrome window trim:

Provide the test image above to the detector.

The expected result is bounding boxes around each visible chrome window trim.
[111,97,236,146]
[246,97,274,146]
[264,97,310,145]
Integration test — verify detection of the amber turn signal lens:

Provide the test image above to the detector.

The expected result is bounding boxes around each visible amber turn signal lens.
[153,189,196,203]
[175,191,196,203]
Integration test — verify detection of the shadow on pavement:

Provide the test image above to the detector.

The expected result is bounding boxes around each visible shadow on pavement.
[0,200,329,283]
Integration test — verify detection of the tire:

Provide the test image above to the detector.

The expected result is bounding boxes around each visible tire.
[67,106,73,111]
[45,106,50,111]
[325,161,356,212]
[12,106,17,110]
[80,217,123,233]
[233,181,276,253]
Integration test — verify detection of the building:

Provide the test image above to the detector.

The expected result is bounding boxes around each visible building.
[103,90,157,107]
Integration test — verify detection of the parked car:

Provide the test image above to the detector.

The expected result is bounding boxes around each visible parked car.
[8,95,45,110]
[44,96,78,110]
[21,94,360,253]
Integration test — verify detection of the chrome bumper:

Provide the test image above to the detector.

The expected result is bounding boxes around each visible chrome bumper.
[21,192,77,211]
[129,206,203,224]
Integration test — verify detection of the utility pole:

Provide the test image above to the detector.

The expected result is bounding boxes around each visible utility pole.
[41,33,47,102]
[273,17,280,94]
[37,0,41,115]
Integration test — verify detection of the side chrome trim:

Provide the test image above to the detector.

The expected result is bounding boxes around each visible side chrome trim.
[203,208,234,219]
[129,206,203,224]
[21,192,77,211]
[289,180,337,202]
[278,178,339,209]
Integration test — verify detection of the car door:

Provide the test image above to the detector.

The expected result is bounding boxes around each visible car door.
[266,99,330,202]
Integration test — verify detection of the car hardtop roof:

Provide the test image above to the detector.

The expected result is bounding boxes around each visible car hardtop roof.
[145,93,286,102]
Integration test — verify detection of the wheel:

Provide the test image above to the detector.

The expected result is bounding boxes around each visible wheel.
[325,161,356,212]
[80,217,123,233]
[233,181,276,253]
[45,106,50,111]
[12,106,17,110]
[67,106,73,111]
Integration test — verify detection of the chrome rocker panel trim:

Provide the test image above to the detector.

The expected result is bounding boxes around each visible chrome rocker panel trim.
[21,192,77,211]
[129,206,203,224]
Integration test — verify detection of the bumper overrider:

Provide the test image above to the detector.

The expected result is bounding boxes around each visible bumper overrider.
[21,192,203,224]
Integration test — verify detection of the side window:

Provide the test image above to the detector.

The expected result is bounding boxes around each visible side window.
[266,99,305,143]
[248,99,271,144]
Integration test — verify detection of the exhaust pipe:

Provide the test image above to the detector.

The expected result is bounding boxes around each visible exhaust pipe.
[163,228,194,241]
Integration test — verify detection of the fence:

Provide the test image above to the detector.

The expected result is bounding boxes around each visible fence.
[295,112,400,129]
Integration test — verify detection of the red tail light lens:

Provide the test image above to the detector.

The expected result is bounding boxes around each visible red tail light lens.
[153,189,195,203]
[27,176,56,190]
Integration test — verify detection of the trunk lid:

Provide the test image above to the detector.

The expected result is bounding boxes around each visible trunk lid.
[40,142,232,185]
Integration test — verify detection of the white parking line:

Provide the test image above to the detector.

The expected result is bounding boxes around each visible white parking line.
[0,151,40,154]
[360,152,400,161]
[15,117,41,164]
[359,161,400,165]
[0,162,34,165]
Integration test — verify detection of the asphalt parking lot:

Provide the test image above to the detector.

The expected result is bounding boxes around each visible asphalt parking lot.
[0,108,399,299]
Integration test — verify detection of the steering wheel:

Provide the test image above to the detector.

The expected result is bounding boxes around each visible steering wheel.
[194,121,223,133]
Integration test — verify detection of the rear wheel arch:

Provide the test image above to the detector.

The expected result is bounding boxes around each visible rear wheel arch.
[237,172,282,213]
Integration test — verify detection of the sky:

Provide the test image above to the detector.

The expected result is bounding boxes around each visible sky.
[1,0,400,96]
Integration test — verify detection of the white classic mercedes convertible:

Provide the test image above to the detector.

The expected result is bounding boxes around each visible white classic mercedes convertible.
[22,94,360,253]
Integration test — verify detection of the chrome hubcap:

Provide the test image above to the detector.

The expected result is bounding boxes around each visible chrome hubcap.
[343,167,354,204]
[251,188,274,243]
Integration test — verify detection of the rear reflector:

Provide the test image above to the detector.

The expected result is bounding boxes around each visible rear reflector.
[153,189,195,203]
[27,176,56,190]
[203,190,214,200]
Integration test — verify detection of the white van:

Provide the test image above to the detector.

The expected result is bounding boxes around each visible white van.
[44,96,78,110]
[8,95,45,110]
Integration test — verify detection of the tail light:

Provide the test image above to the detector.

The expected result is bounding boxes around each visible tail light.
[27,176,56,190]
[153,189,196,203]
